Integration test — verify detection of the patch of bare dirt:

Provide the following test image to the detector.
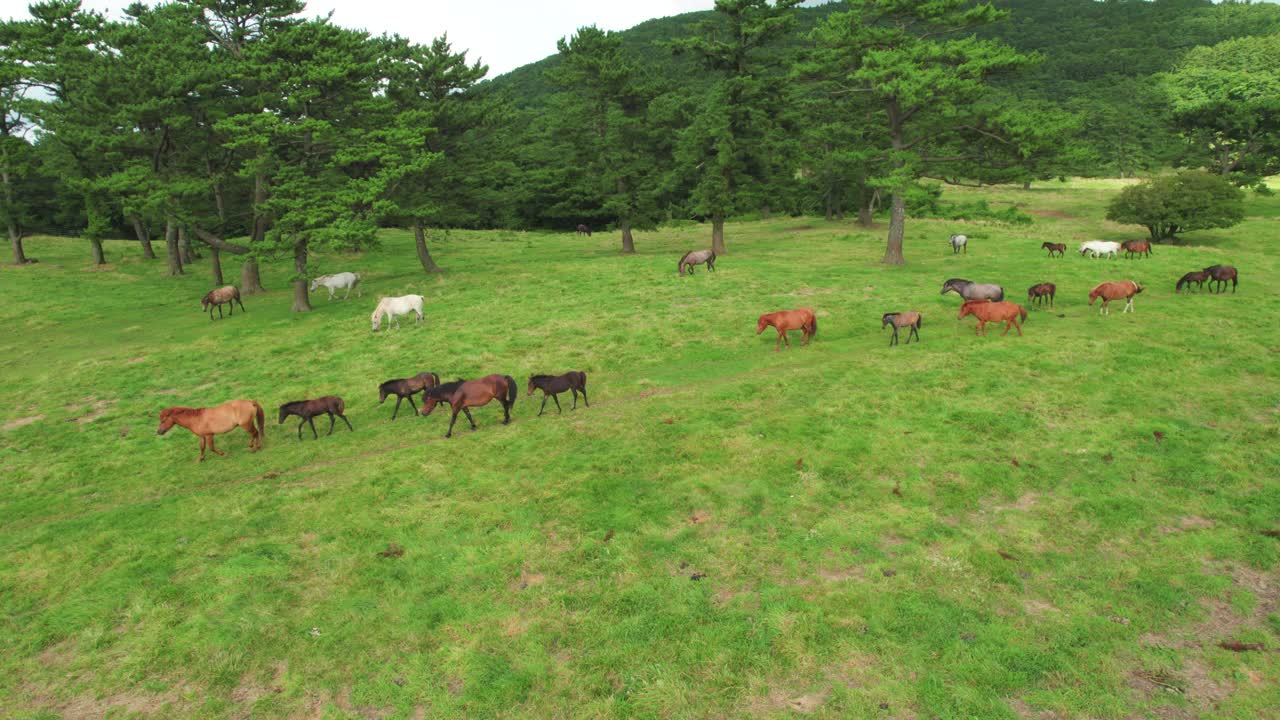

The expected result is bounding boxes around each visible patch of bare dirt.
[995,493,1040,512]
[1006,697,1062,719]
[818,566,863,582]
[510,570,545,591]
[126,356,148,365]
[69,398,114,425]
[231,661,286,714]
[750,687,831,715]
[3,414,43,431]
[23,680,195,720]
[689,510,712,525]
[1023,599,1061,617]
[1159,516,1215,535]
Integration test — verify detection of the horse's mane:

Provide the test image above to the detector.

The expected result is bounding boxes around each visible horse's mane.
[378,378,403,391]
[423,380,464,397]
[279,399,307,411]
[161,406,197,418]
[529,374,556,381]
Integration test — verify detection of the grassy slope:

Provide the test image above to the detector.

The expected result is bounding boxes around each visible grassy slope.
[1,180,1277,719]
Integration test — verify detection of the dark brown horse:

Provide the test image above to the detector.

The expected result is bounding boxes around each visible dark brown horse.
[757,308,817,351]
[1027,282,1056,309]
[157,399,264,461]
[201,285,245,320]
[1203,265,1238,294]
[881,312,921,346]
[1176,270,1209,293]
[278,396,353,440]
[1122,240,1153,259]
[527,372,589,415]
[443,374,518,438]
[378,372,440,420]
[957,301,1027,336]
[576,224,592,236]
[1041,242,1066,258]
[419,379,466,417]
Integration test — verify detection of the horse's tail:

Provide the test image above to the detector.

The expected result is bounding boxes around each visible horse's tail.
[809,312,818,337]
[1019,307,1028,323]
[253,401,265,446]
[504,375,518,406]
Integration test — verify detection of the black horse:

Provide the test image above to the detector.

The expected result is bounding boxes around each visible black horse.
[278,396,353,440]
[527,372,589,415]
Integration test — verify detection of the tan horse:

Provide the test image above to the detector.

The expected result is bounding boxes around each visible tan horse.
[157,400,264,461]
[1089,281,1142,315]
[201,285,245,320]
[957,301,1027,336]
[757,308,817,351]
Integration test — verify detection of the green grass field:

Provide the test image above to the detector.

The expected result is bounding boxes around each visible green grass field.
[2,179,1277,719]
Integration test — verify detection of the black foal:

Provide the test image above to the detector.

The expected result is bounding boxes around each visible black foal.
[526,372,589,416]
[278,396,354,439]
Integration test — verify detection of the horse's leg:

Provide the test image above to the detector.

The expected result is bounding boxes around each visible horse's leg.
[407,394,419,415]
[503,398,512,424]
[326,413,336,435]
[297,419,305,439]
[912,325,920,343]
[218,304,224,319]
[538,395,547,417]
[309,416,319,439]
[198,436,207,461]
[446,407,459,438]
[553,394,562,415]
[210,435,226,456]
[464,407,477,430]
[391,396,403,420]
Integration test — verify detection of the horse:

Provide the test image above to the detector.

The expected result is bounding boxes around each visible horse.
[678,249,716,276]
[201,285,245,320]
[1122,240,1152,259]
[881,312,921,346]
[1203,265,1238,294]
[310,272,362,300]
[277,396,353,440]
[1088,281,1143,315]
[378,372,440,420]
[527,372,589,415]
[1041,242,1066,258]
[1027,282,1056,309]
[940,278,1004,303]
[949,234,968,254]
[157,400,264,461]
[443,374,518,438]
[957,301,1027,336]
[1079,240,1120,259]
[1176,270,1209,293]
[757,308,817,351]
[419,379,466,417]
[576,224,592,236]
[371,294,424,331]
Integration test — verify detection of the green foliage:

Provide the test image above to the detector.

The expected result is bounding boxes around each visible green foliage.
[1106,171,1245,241]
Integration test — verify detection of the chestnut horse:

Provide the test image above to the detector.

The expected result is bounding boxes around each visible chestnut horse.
[443,374,518,438]
[757,308,817,351]
[1088,280,1143,315]
[1203,265,1238,294]
[1027,282,1056,309]
[157,399,264,461]
[957,301,1027,336]
[420,379,466,417]
[278,396,353,440]
[201,285,245,320]
[1041,242,1066,258]
[1122,240,1152,259]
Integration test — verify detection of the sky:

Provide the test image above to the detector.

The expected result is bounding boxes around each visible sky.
[0,0,723,77]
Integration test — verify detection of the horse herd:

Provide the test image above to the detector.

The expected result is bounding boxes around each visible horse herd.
[165,236,1240,460]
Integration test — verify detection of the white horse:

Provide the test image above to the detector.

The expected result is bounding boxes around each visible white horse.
[371,295,424,331]
[949,234,968,254]
[310,272,362,300]
[1079,240,1121,259]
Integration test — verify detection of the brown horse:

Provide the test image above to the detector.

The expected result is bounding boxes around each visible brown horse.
[757,308,817,351]
[157,399,264,461]
[1176,270,1209,293]
[419,379,467,417]
[201,285,245,320]
[1203,265,1238,294]
[1027,282,1056,309]
[576,224,592,236]
[1041,242,1066,258]
[443,374,518,438]
[957,301,1027,336]
[378,372,440,420]
[1088,280,1143,315]
[1122,240,1152,259]
[527,372,589,415]
[278,396,353,440]
[881,312,921,346]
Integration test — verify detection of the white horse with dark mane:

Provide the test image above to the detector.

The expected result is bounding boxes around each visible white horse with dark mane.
[371,294,424,331]
[310,272,362,300]
[1079,240,1121,259]
[949,234,968,254]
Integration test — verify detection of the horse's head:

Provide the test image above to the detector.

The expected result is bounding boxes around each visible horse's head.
[756,315,770,335]
[1088,288,1100,304]
[277,405,291,424]
[956,303,974,320]
[309,277,321,292]
[370,313,382,331]
[940,279,965,296]
[1132,282,1144,294]
[526,377,537,397]
[200,293,211,311]
[421,396,438,416]
[881,314,895,329]
[378,385,389,404]
[157,408,179,435]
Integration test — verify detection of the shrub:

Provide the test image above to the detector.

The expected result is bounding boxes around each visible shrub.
[1106,171,1245,241]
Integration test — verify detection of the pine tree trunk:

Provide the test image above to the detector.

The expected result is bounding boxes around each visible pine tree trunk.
[131,216,157,259]
[881,190,906,265]
[165,216,183,276]
[1022,181,1031,190]
[240,172,269,295]
[291,240,312,312]
[620,218,635,253]
[414,221,442,273]
[858,201,872,227]
[711,214,726,255]
[824,192,834,222]
[240,260,264,293]
[90,238,106,265]
[178,226,196,263]
[8,225,27,265]
[209,246,224,286]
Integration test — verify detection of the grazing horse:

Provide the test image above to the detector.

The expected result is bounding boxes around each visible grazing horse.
[371,294,424,330]
[576,224,592,236]
[419,379,466,417]
[201,285,245,320]
[1088,281,1143,315]
[1079,240,1121,259]
[678,249,716,275]
[1176,270,1209,293]
[1122,240,1152,259]
[881,312,922,346]
[957,301,1027,336]
[940,278,1004,303]
[378,372,440,419]
[1203,265,1238,294]
[949,234,968,254]
[310,272,362,300]
[527,372,589,415]
[1041,242,1066,258]
[1027,282,1056,309]
[443,374,518,438]
[157,399,264,461]
[277,396,353,440]
[757,308,817,351]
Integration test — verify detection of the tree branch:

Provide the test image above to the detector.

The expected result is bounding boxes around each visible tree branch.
[193,228,249,255]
